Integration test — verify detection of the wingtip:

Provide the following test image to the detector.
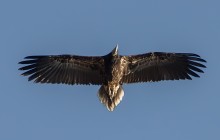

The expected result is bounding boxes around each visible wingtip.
[18,61,25,64]
[24,55,46,59]
[24,56,34,59]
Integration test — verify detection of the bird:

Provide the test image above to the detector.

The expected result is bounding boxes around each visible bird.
[18,44,206,111]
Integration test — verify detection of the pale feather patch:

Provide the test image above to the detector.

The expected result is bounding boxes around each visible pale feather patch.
[98,85,124,111]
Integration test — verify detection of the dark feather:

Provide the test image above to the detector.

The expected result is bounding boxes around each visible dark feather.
[19,55,105,85]
[122,52,206,83]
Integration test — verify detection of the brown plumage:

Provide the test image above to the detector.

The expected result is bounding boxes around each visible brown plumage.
[18,45,206,111]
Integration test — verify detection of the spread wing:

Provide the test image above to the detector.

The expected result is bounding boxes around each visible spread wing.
[19,55,104,85]
[122,52,206,83]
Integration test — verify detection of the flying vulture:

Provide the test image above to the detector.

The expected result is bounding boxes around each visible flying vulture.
[18,45,206,111]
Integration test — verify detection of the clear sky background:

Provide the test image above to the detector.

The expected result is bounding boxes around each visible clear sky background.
[0,0,219,140]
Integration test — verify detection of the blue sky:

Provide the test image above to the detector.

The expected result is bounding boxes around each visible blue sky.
[0,0,219,140]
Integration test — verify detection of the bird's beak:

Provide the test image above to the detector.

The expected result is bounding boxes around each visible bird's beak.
[112,44,118,55]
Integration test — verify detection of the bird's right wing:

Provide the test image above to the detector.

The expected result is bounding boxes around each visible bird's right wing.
[19,55,105,85]
[122,52,206,83]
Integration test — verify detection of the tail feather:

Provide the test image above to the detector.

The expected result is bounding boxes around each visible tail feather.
[98,85,124,111]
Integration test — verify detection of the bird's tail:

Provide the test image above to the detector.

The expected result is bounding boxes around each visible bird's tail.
[98,85,124,111]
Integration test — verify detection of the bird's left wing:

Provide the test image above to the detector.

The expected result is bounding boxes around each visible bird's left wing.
[19,55,104,85]
[122,52,206,83]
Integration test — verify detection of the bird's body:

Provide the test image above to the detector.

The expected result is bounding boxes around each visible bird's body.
[98,46,127,110]
[19,45,206,111]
